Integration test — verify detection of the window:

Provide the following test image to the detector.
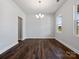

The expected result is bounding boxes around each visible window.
[56,15,62,32]
[73,2,79,36]
[76,5,79,35]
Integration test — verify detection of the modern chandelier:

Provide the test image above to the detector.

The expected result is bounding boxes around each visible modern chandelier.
[35,0,45,19]
[36,13,44,19]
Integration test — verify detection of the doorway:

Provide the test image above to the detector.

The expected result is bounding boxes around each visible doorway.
[18,16,23,41]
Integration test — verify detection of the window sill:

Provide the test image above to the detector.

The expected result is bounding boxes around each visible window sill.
[56,31,62,33]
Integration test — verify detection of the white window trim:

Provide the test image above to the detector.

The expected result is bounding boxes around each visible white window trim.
[73,1,79,37]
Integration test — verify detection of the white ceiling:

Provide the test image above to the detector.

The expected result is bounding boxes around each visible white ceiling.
[13,0,66,14]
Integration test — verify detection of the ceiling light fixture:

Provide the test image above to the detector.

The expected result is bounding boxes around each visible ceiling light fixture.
[35,0,44,19]
[36,13,44,19]
[38,0,42,3]
[57,0,59,2]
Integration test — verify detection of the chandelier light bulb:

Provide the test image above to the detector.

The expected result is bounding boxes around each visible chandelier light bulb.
[39,13,42,17]
[36,14,39,19]
[41,14,44,18]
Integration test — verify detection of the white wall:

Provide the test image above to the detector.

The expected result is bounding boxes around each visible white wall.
[55,0,79,54]
[0,0,55,54]
[25,14,55,38]
[0,0,26,54]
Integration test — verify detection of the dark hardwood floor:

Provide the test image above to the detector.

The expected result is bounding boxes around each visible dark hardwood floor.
[0,39,79,59]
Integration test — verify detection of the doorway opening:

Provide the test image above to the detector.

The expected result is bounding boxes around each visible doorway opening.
[18,16,23,43]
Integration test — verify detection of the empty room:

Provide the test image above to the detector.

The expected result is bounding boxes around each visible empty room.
[0,0,79,59]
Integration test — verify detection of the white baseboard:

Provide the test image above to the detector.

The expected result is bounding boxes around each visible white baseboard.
[25,37,55,39]
[0,42,18,54]
[55,37,79,55]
